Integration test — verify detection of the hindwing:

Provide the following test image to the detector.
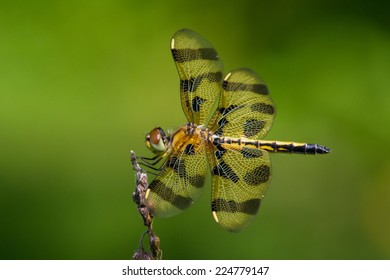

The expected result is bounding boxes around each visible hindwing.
[208,68,276,139]
[207,140,272,232]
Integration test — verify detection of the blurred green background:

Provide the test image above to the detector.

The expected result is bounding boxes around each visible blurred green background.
[1,0,389,260]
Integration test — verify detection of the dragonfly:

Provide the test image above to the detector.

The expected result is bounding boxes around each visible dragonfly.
[140,29,330,232]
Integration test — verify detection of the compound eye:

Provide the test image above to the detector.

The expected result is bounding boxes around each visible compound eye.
[149,128,162,145]
[145,127,167,154]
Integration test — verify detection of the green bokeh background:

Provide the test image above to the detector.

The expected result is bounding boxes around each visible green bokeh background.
[1,0,389,260]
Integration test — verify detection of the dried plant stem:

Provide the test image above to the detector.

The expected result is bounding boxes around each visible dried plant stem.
[130,150,161,260]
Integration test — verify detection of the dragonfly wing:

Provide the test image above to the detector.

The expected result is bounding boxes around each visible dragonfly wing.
[171,29,224,125]
[209,68,276,139]
[207,141,272,232]
[145,127,208,217]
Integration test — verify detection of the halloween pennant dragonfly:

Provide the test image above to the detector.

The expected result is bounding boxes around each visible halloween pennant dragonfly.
[141,29,330,232]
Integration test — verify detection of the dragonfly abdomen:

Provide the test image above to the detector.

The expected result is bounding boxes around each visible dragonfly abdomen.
[257,141,330,154]
[211,135,330,155]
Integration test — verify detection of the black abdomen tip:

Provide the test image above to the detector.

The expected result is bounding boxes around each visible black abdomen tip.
[307,144,331,154]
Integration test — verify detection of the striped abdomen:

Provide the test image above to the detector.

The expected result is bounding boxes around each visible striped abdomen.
[211,136,330,155]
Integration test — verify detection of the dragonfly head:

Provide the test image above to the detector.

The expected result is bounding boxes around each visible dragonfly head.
[145,127,168,154]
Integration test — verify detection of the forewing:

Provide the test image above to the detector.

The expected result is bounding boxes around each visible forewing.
[208,68,275,139]
[208,142,272,232]
[145,128,207,217]
[171,29,224,125]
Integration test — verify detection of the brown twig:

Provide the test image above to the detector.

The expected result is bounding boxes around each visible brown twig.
[130,150,161,260]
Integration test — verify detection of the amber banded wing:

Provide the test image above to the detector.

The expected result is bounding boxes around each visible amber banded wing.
[207,139,271,232]
[208,68,275,139]
[145,127,208,217]
[171,29,224,125]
